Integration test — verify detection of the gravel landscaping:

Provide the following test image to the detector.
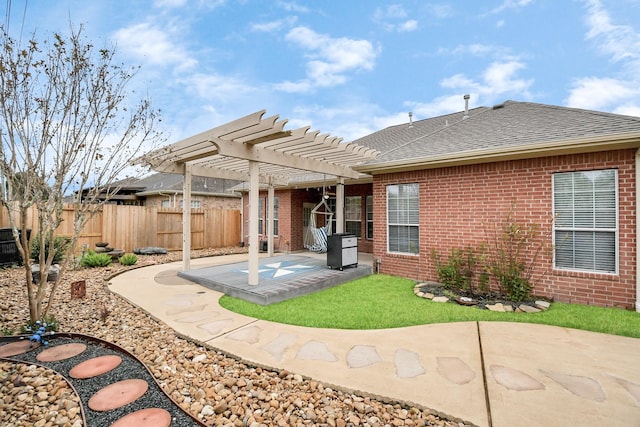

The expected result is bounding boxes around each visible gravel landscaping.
[1,248,467,427]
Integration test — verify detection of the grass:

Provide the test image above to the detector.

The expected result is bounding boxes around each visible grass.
[219,274,640,338]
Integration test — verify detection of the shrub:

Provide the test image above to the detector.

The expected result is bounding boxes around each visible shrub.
[431,247,477,294]
[80,250,112,268]
[30,234,72,263]
[483,209,551,302]
[118,253,138,266]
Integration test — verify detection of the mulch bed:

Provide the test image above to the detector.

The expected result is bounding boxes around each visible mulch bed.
[417,282,551,311]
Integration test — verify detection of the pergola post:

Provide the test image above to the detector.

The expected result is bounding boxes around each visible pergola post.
[336,177,345,234]
[182,163,192,271]
[248,160,260,285]
[267,185,275,257]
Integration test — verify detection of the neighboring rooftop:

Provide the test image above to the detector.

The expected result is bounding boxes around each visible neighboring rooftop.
[132,173,242,197]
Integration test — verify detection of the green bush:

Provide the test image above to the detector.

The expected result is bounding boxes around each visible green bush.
[118,253,138,266]
[30,234,72,263]
[483,210,550,302]
[431,247,477,294]
[80,250,112,268]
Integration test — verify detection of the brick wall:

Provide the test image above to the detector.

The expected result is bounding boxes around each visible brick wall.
[373,150,637,309]
[242,185,375,253]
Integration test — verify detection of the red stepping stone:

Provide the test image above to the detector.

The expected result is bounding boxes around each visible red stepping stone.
[69,355,122,379]
[36,343,87,362]
[88,379,149,411]
[110,408,171,427]
[0,340,38,357]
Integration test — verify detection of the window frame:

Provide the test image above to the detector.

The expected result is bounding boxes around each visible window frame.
[552,169,618,274]
[345,196,362,237]
[386,183,420,255]
[258,196,279,235]
[366,195,373,240]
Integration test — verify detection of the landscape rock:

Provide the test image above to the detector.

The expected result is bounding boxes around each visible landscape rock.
[486,303,505,312]
[133,246,168,255]
[0,248,463,427]
[518,304,541,313]
[432,296,449,303]
[535,300,551,310]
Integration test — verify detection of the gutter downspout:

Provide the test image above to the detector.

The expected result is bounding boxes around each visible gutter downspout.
[636,149,640,312]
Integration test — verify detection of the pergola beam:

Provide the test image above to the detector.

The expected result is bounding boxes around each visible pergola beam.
[211,137,362,179]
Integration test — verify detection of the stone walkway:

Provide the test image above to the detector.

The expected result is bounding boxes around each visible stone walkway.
[109,255,640,427]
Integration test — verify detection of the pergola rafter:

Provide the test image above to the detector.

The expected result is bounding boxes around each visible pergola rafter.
[137,110,379,285]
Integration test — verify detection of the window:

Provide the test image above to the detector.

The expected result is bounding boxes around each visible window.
[387,183,419,254]
[161,200,171,208]
[258,196,279,235]
[366,195,373,240]
[345,196,362,237]
[258,198,264,234]
[553,169,617,273]
[327,197,337,234]
[178,199,201,208]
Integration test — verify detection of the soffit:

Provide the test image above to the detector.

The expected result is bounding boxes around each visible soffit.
[138,110,378,186]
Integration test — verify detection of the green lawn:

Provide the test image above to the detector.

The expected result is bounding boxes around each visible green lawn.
[219,274,640,338]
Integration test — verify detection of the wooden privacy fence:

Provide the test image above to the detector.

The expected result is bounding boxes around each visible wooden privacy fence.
[0,204,241,253]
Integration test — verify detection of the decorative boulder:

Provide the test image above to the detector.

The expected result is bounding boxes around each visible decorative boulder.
[31,264,61,282]
[133,247,168,255]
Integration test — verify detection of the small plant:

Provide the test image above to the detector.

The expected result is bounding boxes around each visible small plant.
[431,247,477,294]
[99,304,111,322]
[1,326,15,336]
[80,250,112,268]
[118,253,138,266]
[30,234,72,263]
[20,317,59,335]
[483,207,551,302]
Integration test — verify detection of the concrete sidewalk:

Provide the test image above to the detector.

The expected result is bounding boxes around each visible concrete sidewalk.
[108,255,640,427]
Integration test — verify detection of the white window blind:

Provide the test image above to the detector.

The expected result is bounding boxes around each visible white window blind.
[553,169,617,273]
[387,183,419,254]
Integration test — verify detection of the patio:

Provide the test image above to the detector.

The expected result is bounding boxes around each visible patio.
[177,252,373,305]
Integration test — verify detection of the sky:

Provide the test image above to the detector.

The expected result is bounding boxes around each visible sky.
[4,0,640,146]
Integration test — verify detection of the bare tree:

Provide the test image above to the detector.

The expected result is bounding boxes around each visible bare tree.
[0,25,163,323]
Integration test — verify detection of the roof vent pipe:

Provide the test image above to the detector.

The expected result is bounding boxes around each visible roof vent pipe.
[408,111,413,128]
[463,94,470,119]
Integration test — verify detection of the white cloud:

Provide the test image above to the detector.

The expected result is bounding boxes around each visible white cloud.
[426,4,454,19]
[564,0,640,114]
[565,77,636,110]
[399,20,418,32]
[113,23,197,70]
[184,73,256,102]
[439,43,500,57]
[251,16,298,33]
[488,0,534,15]
[439,60,533,103]
[613,104,640,117]
[153,0,188,7]
[373,5,419,32]
[406,94,476,120]
[278,26,378,93]
[277,1,310,13]
[584,0,640,63]
[482,61,532,95]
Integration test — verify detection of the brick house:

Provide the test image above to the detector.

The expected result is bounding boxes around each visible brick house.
[240,100,640,310]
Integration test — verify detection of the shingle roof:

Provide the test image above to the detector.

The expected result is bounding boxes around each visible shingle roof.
[355,101,640,168]
[127,173,242,196]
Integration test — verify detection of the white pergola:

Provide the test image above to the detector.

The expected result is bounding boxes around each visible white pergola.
[139,110,378,285]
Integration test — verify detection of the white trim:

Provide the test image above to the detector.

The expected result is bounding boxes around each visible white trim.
[636,150,640,311]
[551,169,618,275]
[386,183,420,255]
